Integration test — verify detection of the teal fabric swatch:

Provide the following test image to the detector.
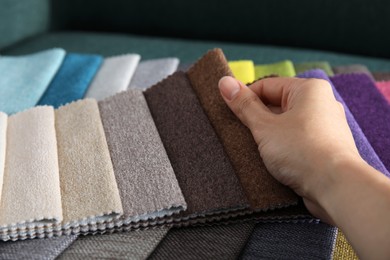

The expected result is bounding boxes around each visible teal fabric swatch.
[38,53,103,108]
[0,48,65,114]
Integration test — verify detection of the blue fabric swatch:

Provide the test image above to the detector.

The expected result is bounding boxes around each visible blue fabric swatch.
[38,53,103,108]
[0,49,65,114]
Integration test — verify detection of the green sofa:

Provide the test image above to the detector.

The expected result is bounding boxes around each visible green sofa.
[2,0,390,70]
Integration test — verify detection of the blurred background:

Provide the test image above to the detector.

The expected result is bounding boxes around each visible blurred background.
[1,0,390,65]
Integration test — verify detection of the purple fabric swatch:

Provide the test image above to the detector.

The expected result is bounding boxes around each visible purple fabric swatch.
[330,73,390,173]
[297,70,390,177]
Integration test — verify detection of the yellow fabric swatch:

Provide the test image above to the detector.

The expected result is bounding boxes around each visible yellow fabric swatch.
[255,60,296,79]
[333,231,358,260]
[228,60,255,84]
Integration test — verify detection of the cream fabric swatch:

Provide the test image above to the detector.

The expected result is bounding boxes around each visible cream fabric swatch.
[98,90,186,224]
[85,54,141,100]
[0,113,6,203]
[0,107,62,232]
[55,99,123,228]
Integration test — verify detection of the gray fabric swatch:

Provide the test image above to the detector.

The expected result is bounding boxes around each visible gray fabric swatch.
[84,54,140,100]
[128,58,179,89]
[333,64,373,79]
[0,235,77,260]
[98,89,186,223]
[58,228,168,260]
[177,63,192,72]
[149,223,255,260]
[240,222,337,260]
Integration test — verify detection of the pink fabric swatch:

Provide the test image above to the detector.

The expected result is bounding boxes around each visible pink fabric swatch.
[375,81,390,103]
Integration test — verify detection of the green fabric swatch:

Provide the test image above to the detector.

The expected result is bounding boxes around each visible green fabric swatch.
[294,61,334,76]
[254,60,295,79]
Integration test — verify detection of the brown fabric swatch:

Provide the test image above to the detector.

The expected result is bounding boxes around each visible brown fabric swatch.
[186,49,298,210]
[98,89,186,223]
[373,72,390,81]
[149,223,255,260]
[143,71,249,218]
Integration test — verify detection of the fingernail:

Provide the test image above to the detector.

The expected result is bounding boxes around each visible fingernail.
[219,76,241,101]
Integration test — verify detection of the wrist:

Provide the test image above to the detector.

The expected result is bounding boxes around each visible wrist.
[312,153,366,221]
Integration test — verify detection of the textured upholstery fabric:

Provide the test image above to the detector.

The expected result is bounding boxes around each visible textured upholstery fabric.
[0,235,77,260]
[38,53,103,108]
[332,73,390,171]
[144,71,248,219]
[128,58,179,89]
[298,70,389,176]
[240,223,336,260]
[98,90,186,222]
[187,49,297,210]
[295,61,334,76]
[150,223,255,260]
[58,229,168,260]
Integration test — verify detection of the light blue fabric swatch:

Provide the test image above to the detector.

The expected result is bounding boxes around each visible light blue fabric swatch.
[0,48,65,114]
[38,53,103,108]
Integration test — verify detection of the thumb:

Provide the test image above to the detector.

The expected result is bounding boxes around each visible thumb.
[218,76,272,133]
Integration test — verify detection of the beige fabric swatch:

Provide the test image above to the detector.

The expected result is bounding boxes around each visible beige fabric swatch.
[0,107,62,229]
[0,113,6,203]
[55,99,123,227]
[98,90,186,223]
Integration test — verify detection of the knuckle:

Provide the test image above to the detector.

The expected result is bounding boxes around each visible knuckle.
[236,95,258,117]
[305,78,332,91]
[337,101,345,112]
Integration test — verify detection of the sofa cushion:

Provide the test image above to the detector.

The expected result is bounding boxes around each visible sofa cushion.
[4,31,390,71]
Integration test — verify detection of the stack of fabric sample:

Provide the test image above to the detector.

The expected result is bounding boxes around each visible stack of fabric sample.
[0,48,388,259]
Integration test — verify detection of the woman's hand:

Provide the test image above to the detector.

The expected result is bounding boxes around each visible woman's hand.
[218,76,390,259]
[218,76,360,221]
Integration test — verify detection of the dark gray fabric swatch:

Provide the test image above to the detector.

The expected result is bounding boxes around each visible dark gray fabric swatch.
[58,229,168,260]
[149,223,255,260]
[0,235,77,260]
[144,71,249,218]
[240,222,337,260]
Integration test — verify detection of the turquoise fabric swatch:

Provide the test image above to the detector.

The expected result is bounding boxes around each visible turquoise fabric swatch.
[0,48,65,114]
[38,53,103,108]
